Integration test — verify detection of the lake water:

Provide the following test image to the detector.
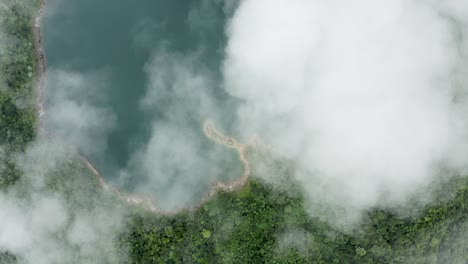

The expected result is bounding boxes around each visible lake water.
[42,0,243,209]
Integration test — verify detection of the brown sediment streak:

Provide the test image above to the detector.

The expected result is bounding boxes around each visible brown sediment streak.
[32,0,251,215]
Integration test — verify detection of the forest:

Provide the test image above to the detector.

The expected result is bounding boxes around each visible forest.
[119,157,467,263]
[0,0,37,189]
[0,0,466,263]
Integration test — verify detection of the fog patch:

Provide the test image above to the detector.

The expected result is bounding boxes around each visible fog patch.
[131,17,165,51]
[119,51,241,211]
[44,69,116,156]
[0,194,69,264]
[224,0,468,227]
[0,140,126,263]
[276,227,313,255]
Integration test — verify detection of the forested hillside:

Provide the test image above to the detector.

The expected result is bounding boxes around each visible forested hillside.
[0,1,466,263]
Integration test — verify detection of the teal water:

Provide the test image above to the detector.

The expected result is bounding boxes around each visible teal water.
[42,0,242,208]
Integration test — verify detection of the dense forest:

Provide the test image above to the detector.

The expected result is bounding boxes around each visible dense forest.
[119,155,467,264]
[0,0,38,188]
[0,0,466,263]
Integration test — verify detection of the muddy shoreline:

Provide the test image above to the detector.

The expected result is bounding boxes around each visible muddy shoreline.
[31,1,251,215]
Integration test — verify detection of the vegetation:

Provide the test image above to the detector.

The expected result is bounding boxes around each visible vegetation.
[0,0,38,190]
[0,0,466,263]
[119,176,467,264]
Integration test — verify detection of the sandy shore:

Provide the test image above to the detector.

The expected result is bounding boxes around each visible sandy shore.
[31,1,251,215]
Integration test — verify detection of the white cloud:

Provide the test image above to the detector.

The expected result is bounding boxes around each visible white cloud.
[120,51,240,211]
[0,194,69,264]
[0,140,126,264]
[45,69,116,156]
[224,0,468,225]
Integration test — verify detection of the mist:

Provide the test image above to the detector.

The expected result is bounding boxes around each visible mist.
[119,50,242,211]
[39,0,468,225]
[0,140,126,264]
[39,0,247,213]
[44,69,116,156]
[224,0,468,225]
[0,0,466,262]
[0,2,126,262]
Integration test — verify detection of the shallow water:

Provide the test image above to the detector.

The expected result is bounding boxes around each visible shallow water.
[42,0,243,208]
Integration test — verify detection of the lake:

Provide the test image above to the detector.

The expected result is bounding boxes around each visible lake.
[42,0,243,210]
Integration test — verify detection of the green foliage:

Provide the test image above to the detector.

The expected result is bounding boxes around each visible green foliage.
[356,246,367,257]
[119,176,468,263]
[121,172,468,263]
[0,158,20,190]
[0,94,35,149]
[0,251,17,264]
[0,1,466,263]
[202,229,211,239]
[0,0,38,103]
[0,0,39,189]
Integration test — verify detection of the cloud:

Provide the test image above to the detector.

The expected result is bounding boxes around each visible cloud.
[131,17,165,51]
[44,69,116,156]
[0,194,68,264]
[187,0,238,33]
[0,140,126,264]
[1,0,240,262]
[119,51,242,211]
[1,0,465,262]
[224,0,468,226]
[276,227,313,254]
[437,217,468,263]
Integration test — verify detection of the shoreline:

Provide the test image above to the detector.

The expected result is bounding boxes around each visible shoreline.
[203,120,251,195]
[80,120,253,215]
[32,0,46,136]
[31,1,251,215]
